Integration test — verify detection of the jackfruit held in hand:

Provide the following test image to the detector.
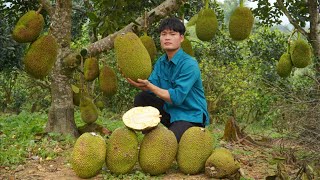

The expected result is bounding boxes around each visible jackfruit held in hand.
[139,126,178,175]
[205,148,240,178]
[99,65,118,97]
[229,6,254,41]
[106,127,138,174]
[23,34,58,79]
[12,10,44,43]
[84,57,99,81]
[196,9,218,41]
[276,53,292,78]
[290,39,312,68]
[140,34,157,63]
[122,106,161,131]
[80,96,99,124]
[114,32,152,81]
[177,127,214,175]
[181,37,195,56]
[71,132,106,179]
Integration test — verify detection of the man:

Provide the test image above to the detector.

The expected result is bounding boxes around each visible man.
[127,17,209,142]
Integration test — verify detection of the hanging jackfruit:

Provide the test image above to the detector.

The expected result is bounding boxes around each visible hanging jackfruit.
[195,9,218,41]
[23,34,58,79]
[276,53,292,78]
[80,96,99,124]
[290,39,312,68]
[229,6,254,41]
[181,37,195,56]
[12,10,44,43]
[140,34,157,63]
[84,57,99,81]
[99,65,118,97]
[114,32,152,81]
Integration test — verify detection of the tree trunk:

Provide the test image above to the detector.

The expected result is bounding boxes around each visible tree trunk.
[45,0,79,137]
[308,0,320,78]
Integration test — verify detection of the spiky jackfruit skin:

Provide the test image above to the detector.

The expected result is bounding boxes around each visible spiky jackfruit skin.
[139,126,178,175]
[229,7,254,41]
[177,127,214,175]
[140,34,157,63]
[84,57,99,81]
[12,10,44,43]
[106,127,138,174]
[23,34,58,79]
[181,37,194,56]
[290,39,312,68]
[114,32,152,82]
[80,96,99,124]
[205,148,240,178]
[196,9,218,41]
[71,132,106,179]
[276,53,292,77]
[99,66,118,97]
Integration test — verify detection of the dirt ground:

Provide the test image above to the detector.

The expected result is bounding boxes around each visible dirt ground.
[1,138,309,180]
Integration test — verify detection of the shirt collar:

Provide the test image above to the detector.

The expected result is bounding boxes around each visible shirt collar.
[160,48,184,65]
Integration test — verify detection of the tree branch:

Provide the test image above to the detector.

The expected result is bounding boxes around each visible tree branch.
[38,0,54,16]
[276,0,307,37]
[87,0,186,56]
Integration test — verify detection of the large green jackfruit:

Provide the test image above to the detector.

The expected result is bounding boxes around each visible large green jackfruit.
[106,127,138,174]
[99,65,118,97]
[196,9,218,41]
[114,32,152,81]
[205,148,240,178]
[290,39,312,68]
[84,57,99,81]
[140,34,157,63]
[80,96,99,124]
[12,10,44,43]
[71,132,106,179]
[181,37,195,57]
[23,34,58,79]
[177,127,213,175]
[139,126,178,175]
[229,6,254,41]
[276,53,292,78]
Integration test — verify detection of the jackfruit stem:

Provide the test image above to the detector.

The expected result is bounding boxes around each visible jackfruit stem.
[205,0,209,9]
[143,11,148,35]
[36,4,43,14]
[239,0,244,7]
[287,29,298,53]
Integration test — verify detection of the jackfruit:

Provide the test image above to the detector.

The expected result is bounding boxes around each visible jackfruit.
[290,39,312,68]
[177,127,213,175]
[229,6,254,41]
[63,53,80,69]
[99,66,118,97]
[276,53,292,78]
[205,148,240,178]
[181,37,194,56]
[195,9,218,41]
[12,10,44,43]
[84,57,99,81]
[106,127,138,174]
[187,14,198,27]
[122,106,161,131]
[140,34,157,63]
[114,32,152,81]
[139,126,178,175]
[23,34,58,79]
[71,132,106,179]
[80,96,99,124]
[72,84,81,106]
[95,100,104,110]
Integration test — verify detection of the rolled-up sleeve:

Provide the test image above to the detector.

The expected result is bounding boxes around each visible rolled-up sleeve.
[168,63,200,105]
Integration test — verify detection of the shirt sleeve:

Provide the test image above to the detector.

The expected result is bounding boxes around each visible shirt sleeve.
[168,62,200,105]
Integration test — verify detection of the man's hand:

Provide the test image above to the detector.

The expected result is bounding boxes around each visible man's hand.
[126,78,150,91]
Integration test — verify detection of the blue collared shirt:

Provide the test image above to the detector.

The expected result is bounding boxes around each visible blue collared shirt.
[148,48,209,125]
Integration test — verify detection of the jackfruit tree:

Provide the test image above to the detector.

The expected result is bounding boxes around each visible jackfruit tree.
[6,0,188,136]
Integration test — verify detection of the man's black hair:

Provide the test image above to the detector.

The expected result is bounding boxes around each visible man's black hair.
[159,17,186,35]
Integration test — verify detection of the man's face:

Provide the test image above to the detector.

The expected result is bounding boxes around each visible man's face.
[160,29,184,52]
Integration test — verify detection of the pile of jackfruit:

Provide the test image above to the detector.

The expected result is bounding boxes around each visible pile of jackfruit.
[70,106,241,179]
